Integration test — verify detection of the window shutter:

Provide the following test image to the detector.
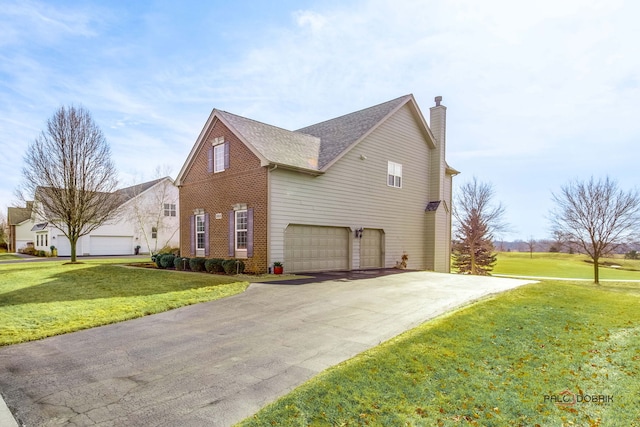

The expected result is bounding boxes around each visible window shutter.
[204,213,210,256]
[208,146,214,173]
[190,215,196,255]
[247,208,254,258]
[224,142,230,170]
[228,210,235,257]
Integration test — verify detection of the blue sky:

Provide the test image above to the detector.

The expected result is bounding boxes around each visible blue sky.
[1,0,639,240]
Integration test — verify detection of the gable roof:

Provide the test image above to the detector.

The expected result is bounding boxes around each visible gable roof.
[176,94,436,184]
[216,111,321,170]
[115,177,167,202]
[297,95,427,169]
[7,203,33,225]
[32,178,172,219]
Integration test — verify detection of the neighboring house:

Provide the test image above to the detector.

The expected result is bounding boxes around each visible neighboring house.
[7,202,34,252]
[28,177,180,256]
[176,94,458,274]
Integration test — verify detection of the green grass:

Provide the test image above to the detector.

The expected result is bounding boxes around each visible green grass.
[0,258,249,346]
[237,280,640,426]
[0,253,22,261]
[493,252,640,280]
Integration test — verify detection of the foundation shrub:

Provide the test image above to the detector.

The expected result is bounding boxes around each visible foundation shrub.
[189,257,207,272]
[205,258,225,273]
[159,254,175,269]
[222,259,245,275]
[175,257,190,271]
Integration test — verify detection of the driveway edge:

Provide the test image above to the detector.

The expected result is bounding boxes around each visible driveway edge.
[0,394,18,427]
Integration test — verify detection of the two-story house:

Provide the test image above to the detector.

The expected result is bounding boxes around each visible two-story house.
[24,177,180,256]
[176,94,457,274]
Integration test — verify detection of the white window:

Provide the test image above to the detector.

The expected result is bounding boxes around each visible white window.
[235,210,248,250]
[388,161,402,188]
[214,144,226,173]
[164,203,176,217]
[196,214,205,250]
[151,227,158,239]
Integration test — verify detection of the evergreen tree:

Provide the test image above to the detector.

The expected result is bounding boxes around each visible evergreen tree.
[452,178,506,275]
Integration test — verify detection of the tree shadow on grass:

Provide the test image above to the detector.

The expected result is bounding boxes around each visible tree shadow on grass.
[0,264,241,307]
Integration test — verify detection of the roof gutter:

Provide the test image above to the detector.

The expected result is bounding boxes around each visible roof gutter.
[268,162,324,176]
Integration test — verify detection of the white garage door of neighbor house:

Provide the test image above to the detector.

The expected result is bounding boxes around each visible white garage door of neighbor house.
[284,225,349,273]
[89,236,134,256]
[360,228,383,269]
[55,235,71,257]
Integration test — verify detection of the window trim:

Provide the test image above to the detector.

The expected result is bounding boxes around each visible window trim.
[163,203,176,217]
[387,161,403,188]
[213,144,225,173]
[235,210,248,251]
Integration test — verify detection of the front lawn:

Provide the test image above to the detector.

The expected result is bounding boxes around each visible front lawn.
[0,253,22,261]
[238,280,640,426]
[0,259,249,346]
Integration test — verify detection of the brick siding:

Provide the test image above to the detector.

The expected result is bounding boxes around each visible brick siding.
[179,119,268,273]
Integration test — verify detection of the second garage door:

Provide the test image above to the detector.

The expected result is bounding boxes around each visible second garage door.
[360,228,383,269]
[284,225,349,273]
[89,236,134,256]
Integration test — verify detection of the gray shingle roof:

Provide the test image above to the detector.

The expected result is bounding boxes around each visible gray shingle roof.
[7,204,33,225]
[217,111,321,170]
[214,95,412,172]
[297,95,412,169]
[116,177,167,202]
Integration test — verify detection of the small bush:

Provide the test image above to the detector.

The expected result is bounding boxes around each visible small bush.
[174,257,190,271]
[155,253,165,269]
[38,250,46,257]
[222,259,245,275]
[0,242,8,250]
[205,258,225,273]
[20,247,36,256]
[189,257,207,272]
[160,254,176,269]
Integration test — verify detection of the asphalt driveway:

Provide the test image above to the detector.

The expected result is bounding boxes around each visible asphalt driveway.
[0,271,534,426]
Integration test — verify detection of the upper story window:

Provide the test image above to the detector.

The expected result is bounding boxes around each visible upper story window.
[164,203,176,217]
[387,161,402,188]
[208,137,229,174]
[151,227,158,239]
[214,144,226,172]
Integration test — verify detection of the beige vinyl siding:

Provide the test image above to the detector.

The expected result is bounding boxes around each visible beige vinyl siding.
[270,104,439,270]
[360,229,384,268]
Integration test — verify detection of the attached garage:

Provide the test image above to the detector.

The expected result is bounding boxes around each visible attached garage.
[360,228,384,269]
[89,236,134,256]
[55,235,72,257]
[284,225,350,273]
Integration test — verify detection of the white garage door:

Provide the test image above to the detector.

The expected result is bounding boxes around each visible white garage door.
[285,225,349,273]
[360,229,383,269]
[90,236,133,256]
[55,235,71,256]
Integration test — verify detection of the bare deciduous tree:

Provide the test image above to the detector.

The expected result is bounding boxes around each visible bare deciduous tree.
[18,106,121,262]
[126,166,179,255]
[526,236,536,258]
[550,176,640,284]
[452,177,507,275]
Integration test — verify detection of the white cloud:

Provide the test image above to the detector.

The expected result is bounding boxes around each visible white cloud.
[1,0,639,239]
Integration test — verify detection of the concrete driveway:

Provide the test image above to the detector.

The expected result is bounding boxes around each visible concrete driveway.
[0,271,534,426]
